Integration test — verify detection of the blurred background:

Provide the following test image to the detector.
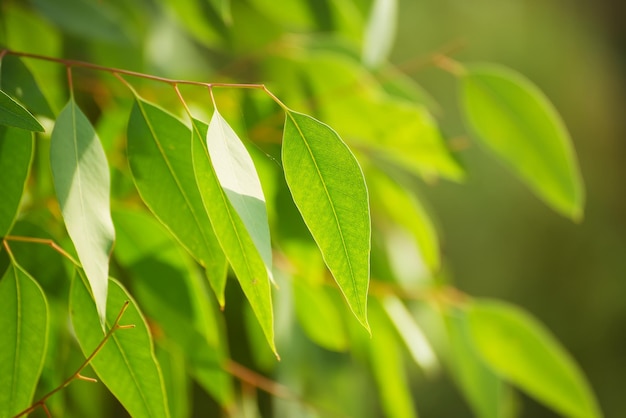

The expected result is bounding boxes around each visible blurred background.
[394,0,626,416]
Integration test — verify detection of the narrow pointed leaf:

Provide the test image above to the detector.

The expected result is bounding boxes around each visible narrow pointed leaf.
[0,89,44,132]
[50,99,115,324]
[70,274,170,418]
[126,99,227,302]
[282,110,370,330]
[468,300,602,418]
[461,64,584,220]
[0,55,54,118]
[0,263,49,417]
[207,110,273,281]
[192,119,276,353]
[0,126,33,236]
[362,0,397,68]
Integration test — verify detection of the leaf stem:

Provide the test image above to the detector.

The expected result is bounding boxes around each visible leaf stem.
[12,301,135,418]
[3,235,81,267]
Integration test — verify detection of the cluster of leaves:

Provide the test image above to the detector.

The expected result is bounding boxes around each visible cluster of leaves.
[0,0,600,417]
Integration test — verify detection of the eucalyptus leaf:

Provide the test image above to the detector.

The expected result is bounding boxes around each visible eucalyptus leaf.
[362,0,397,68]
[0,55,54,118]
[282,110,371,330]
[50,98,115,325]
[0,126,33,236]
[461,64,584,220]
[468,300,602,418]
[70,274,170,418]
[0,89,44,132]
[0,263,49,418]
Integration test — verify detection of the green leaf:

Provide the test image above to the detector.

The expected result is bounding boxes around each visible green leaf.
[0,126,33,236]
[461,64,584,220]
[126,98,227,303]
[207,109,273,281]
[467,300,602,418]
[0,263,49,417]
[50,99,115,325]
[155,343,190,418]
[362,0,397,68]
[192,119,276,354]
[0,55,54,118]
[70,274,170,418]
[0,89,44,132]
[282,110,371,330]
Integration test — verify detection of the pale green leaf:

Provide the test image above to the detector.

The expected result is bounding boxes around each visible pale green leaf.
[207,110,273,281]
[0,126,33,236]
[468,300,602,418]
[126,98,227,303]
[282,110,371,330]
[70,274,170,418]
[155,343,190,418]
[362,0,397,68]
[0,89,43,132]
[0,263,49,417]
[192,119,276,354]
[0,55,54,118]
[50,99,115,325]
[461,64,584,220]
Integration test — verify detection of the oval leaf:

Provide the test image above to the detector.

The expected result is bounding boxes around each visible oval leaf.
[51,98,115,325]
[70,273,170,418]
[0,89,44,132]
[461,64,584,220]
[0,126,33,236]
[0,263,49,417]
[362,0,397,68]
[467,300,602,418]
[192,119,276,354]
[282,110,370,330]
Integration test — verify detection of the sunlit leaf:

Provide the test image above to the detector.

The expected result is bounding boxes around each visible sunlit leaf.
[461,64,584,220]
[157,0,227,46]
[362,0,397,68]
[50,98,115,325]
[70,274,170,418]
[207,109,273,282]
[0,89,43,132]
[0,263,49,418]
[126,98,227,303]
[192,119,276,354]
[0,55,54,118]
[0,126,33,236]
[468,300,602,418]
[282,110,370,330]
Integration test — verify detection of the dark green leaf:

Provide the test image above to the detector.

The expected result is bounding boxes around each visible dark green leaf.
[0,89,43,132]
[0,263,49,417]
[0,55,54,118]
[282,110,371,330]
[461,64,584,220]
[70,274,170,418]
[0,126,33,236]
[50,98,115,325]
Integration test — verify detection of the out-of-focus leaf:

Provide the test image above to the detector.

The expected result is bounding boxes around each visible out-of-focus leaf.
[468,300,602,418]
[282,110,371,331]
[0,55,54,118]
[248,0,317,30]
[50,98,115,325]
[362,0,397,68]
[207,109,273,281]
[156,0,227,46]
[192,119,276,354]
[70,275,170,418]
[127,98,227,303]
[0,89,43,132]
[0,126,33,236]
[155,343,190,418]
[461,64,584,220]
[378,68,441,114]
[0,263,49,418]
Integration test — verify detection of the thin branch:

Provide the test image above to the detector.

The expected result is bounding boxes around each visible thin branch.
[3,235,81,267]
[13,301,135,418]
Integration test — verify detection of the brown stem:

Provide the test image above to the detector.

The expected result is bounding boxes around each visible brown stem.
[3,235,80,267]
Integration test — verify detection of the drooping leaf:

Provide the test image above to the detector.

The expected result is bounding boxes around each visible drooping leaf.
[0,126,33,236]
[126,98,227,303]
[461,64,584,220]
[362,0,397,68]
[155,342,191,418]
[0,55,54,118]
[467,300,602,418]
[0,263,49,418]
[50,98,115,325]
[0,89,44,132]
[191,119,276,354]
[207,109,273,281]
[70,274,170,418]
